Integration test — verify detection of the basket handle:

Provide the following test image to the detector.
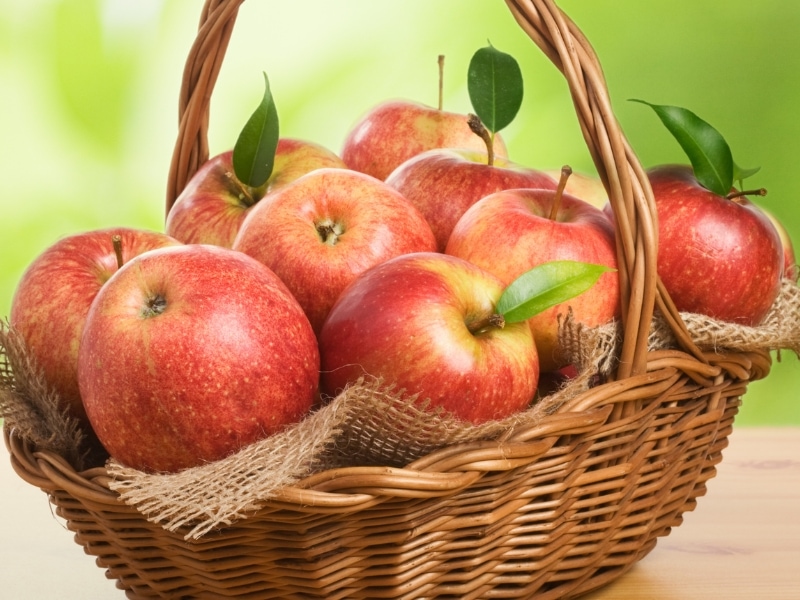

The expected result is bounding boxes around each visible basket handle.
[166,0,243,211]
[165,0,702,379]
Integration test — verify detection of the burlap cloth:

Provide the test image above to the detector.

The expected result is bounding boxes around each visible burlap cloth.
[3,279,799,539]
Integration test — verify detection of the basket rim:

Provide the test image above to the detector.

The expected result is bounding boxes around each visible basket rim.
[3,401,613,505]
[6,340,771,510]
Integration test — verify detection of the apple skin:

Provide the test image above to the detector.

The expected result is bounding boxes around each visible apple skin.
[340,100,509,181]
[77,244,320,473]
[761,207,797,282]
[233,168,437,335]
[446,188,620,372]
[318,252,539,424]
[385,148,557,252]
[9,227,181,423]
[649,164,784,325]
[165,138,346,248]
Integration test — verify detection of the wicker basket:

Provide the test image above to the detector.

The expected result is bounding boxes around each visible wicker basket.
[2,0,783,598]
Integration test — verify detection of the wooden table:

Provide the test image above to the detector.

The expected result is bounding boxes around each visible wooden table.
[1,427,798,599]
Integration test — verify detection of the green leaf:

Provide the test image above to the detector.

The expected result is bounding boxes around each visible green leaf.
[233,72,280,188]
[631,99,734,196]
[733,160,761,184]
[497,261,614,324]
[467,43,523,134]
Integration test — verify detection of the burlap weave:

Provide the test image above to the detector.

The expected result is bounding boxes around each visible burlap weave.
[2,278,799,539]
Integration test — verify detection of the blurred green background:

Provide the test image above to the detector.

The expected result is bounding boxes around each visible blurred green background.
[1,0,797,424]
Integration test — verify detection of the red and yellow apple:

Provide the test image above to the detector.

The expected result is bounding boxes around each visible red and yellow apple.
[233,168,437,334]
[341,100,509,181]
[166,138,345,248]
[446,186,619,372]
[77,244,320,473]
[385,148,556,251]
[318,252,539,424]
[9,227,180,422]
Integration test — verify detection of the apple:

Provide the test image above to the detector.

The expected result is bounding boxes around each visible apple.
[232,168,437,335]
[536,364,580,398]
[9,227,180,423]
[761,206,797,282]
[77,244,320,473]
[165,138,346,248]
[318,252,539,424]
[446,180,620,372]
[385,148,557,252]
[648,164,783,325]
[340,100,509,181]
[544,169,608,209]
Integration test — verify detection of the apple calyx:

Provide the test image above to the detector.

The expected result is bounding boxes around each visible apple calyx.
[141,294,167,319]
[316,218,344,246]
[112,234,124,269]
[467,312,506,335]
[548,165,573,221]
[467,113,495,166]
[726,187,767,204]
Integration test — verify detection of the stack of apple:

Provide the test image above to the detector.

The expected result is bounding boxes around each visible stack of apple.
[9,48,794,475]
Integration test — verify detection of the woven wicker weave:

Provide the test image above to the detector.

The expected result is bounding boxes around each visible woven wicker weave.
[2,0,780,598]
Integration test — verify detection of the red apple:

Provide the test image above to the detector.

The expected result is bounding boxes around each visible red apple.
[77,244,319,473]
[232,168,437,335]
[9,227,180,422]
[446,186,620,372]
[536,364,580,398]
[340,100,509,181]
[318,252,539,424]
[165,138,346,248]
[761,206,797,282]
[385,148,557,251]
[649,164,783,325]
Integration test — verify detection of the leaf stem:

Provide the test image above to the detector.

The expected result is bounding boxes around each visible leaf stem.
[467,113,494,166]
[112,235,124,269]
[548,165,572,221]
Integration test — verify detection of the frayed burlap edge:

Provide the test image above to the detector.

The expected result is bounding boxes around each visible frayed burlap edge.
[106,383,358,539]
[0,322,87,469]
[649,278,800,356]
[3,279,800,539]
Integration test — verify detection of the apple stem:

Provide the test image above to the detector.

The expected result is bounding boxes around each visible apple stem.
[438,54,445,111]
[226,171,264,207]
[467,312,506,334]
[467,114,494,166]
[548,165,573,221]
[112,234,124,269]
[727,187,767,204]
